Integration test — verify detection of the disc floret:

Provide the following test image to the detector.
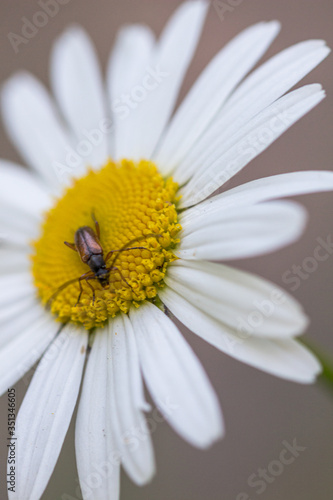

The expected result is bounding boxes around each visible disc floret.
[32,159,181,329]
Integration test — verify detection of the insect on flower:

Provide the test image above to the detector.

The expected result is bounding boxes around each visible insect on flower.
[47,212,161,307]
[2,4,333,500]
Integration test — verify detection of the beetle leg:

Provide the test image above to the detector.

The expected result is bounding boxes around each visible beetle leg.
[47,276,81,309]
[108,266,133,290]
[47,270,93,309]
[84,277,97,304]
[105,246,147,263]
[76,278,84,306]
[105,234,162,268]
[76,271,96,306]
[91,211,100,239]
[64,241,76,251]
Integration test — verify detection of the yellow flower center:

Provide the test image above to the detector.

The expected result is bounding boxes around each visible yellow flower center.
[31,159,181,329]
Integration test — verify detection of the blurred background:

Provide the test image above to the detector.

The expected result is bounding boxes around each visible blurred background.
[0,0,332,499]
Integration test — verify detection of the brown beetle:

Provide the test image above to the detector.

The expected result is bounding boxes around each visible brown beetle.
[47,213,159,307]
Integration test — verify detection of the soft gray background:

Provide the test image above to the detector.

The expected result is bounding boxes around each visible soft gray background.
[0,0,333,499]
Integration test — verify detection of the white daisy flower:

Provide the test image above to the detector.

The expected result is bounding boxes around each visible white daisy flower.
[1,1,332,499]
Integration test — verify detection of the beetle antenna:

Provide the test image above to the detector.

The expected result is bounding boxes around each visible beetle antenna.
[107,233,162,268]
[46,276,81,309]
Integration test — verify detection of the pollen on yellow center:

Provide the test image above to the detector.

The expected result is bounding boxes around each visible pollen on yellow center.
[31,159,181,329]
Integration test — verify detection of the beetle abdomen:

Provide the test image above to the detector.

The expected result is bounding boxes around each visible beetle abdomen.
[74,226,103,263]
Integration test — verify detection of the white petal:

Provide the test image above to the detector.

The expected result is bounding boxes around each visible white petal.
[185,171,333,213]
[130,302,224,449]
[51,26,110,168]
[177,40,330,182]
[159,286,320,383]
[0,306,58,396]
[154,21,280,172]
[0,202,41,246]
[9,325,87,500]
[0,272,34,309]
[107,24,155,160]
[109,0,208,161]
[141,0,208,159]
[108,315,155,485]
[108,25,155,100]
[0,160,52,218]
[0,294,38,332]
[164,259,308,339]
[0,299,43,349]
[180,84,325,206]
[76,328,120,500]
[0,248,29,275]
[226,40,330,108]
[178,200,307,260]
[1,73,76,190]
